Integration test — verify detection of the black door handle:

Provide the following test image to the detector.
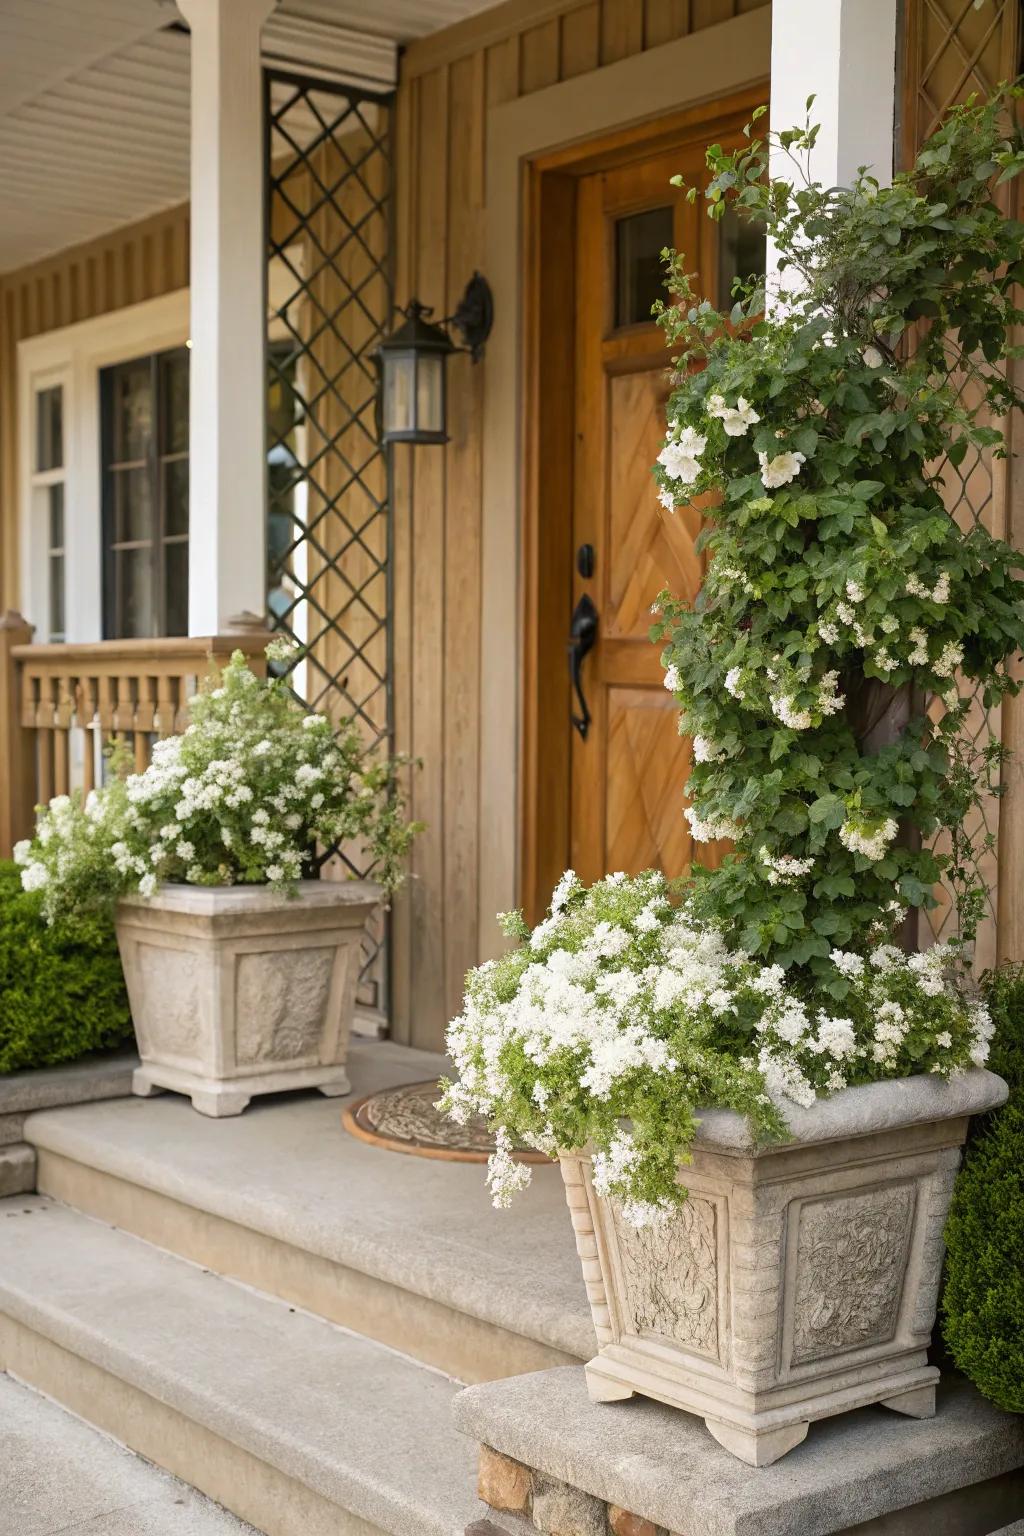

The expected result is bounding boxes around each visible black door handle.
[568,593,598,739]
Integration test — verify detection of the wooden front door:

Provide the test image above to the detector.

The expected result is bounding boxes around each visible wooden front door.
[521,100,759,920]
[569,146,707,886]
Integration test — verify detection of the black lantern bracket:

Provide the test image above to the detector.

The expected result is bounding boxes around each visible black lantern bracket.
[448,272,493,362]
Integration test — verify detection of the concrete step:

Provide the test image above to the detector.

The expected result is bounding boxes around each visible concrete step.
[24,1041,594,1384]
[0,1197,515,1536]
[1,1371,260,1535]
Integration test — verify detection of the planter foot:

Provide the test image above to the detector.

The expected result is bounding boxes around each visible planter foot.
[189,1089,251,1118]
[316,1075,351,1099]
[704,1418,809,1467]
[880,1384,936,1419]
[131,1070,167,1099]
[584,1365,635,1404]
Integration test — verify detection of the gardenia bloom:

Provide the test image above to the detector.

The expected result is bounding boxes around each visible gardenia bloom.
[758,449,806,489]
[658,426,707,485]
[839,816,899,861]
[707,394,761,437]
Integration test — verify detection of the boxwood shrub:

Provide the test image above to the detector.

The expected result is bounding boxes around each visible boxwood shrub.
[0,859,132,1074]
[941,965,1024,1412]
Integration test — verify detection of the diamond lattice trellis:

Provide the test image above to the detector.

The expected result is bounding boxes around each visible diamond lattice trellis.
[899,0,1021,967]
[264,71,394,1012]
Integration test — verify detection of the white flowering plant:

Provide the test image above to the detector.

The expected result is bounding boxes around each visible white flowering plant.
[16,645,419,923]
[440,870,993,1221]
[650,88,1024,972]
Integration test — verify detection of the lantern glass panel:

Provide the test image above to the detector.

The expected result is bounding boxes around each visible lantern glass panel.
[415,353,445,437]
[383,353,416,437]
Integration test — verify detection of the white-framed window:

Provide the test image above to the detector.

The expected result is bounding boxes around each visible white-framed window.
[18,262,304,647]
[19,290,191,645]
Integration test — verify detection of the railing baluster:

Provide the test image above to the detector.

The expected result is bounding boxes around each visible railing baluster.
[1,631,270,856]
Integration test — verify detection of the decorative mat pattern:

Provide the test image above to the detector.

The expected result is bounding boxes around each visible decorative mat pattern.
[341,1079,548,1163]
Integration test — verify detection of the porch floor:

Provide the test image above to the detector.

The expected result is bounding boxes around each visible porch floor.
[23,1041,595,1367]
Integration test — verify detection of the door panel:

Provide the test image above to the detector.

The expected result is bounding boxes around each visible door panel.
[569,146,709,885]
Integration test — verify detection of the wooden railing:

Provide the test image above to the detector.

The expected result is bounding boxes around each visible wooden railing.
[0,612,269,855]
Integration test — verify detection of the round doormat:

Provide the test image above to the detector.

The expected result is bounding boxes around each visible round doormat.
[341,1079,548,1163]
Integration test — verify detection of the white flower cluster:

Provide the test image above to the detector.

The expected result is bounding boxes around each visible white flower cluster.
[658,425,708,486]
[684,805,742,843]
[906,570,951,604]
[768,670,844,731]
[442,874,987,1225]
[692,734,729,764]
[839,816,898,861]
[707,394,760,437]
[760,850,815,886]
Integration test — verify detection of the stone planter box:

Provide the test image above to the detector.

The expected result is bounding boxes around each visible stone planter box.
[559,1069,1006,1467]
[116,881,380,1117]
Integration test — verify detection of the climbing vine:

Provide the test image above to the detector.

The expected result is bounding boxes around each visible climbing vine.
[653,85,1024,981]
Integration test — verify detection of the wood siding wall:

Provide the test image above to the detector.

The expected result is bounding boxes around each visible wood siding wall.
[0,204,191,614]
[389,0,769,1047]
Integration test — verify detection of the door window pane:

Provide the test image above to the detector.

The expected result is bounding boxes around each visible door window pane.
[717,204,767,307]
[615,206,673,328]
[36,386,63,472]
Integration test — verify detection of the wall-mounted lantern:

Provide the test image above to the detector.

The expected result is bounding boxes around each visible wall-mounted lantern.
[375,273,493,446]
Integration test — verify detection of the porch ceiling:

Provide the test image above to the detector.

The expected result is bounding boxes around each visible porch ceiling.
[0,0,503,277]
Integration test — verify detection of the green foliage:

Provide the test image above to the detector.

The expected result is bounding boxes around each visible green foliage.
[942,964,1024,1410]
[980,962,1024,1096]
[652,86,1024,979]
[17,646,421,924]
[0,860,131,1074]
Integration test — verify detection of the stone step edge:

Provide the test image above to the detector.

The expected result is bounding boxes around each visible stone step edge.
[33,1144,579,1386]
[25,1112,592,1365]
[0,1198,509,1536]
[453,1366,1024,1536]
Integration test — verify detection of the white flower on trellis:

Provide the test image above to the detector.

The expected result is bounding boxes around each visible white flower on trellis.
[658,425,707,484]
[657,487,677,513]
[758,449,806,489]
[724,666,745,699]
[707,393,761,436]
[760,850,815,885]
[663,663,681,692]
[839,816,899,861]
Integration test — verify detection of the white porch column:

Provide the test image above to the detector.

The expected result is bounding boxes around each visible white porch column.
[177,0,278,635]
[767,0,898,294]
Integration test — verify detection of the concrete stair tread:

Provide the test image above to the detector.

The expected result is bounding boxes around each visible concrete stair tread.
[0,1372,259,1535]
[23,1041,594,1363]
[0,1197,500,1536]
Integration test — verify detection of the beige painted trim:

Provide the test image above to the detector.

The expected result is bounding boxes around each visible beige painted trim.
[478,9,772,948]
